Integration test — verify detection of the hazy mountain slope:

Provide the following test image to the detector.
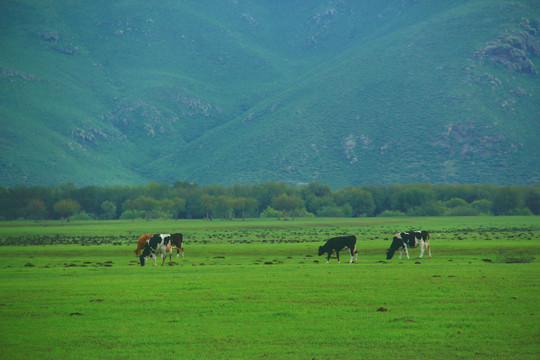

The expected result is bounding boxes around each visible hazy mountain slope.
[145,1,540,186]
[1,0,539,187]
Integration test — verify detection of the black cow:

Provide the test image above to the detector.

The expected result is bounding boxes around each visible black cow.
[386,231,431,260]
[318,236,358,264]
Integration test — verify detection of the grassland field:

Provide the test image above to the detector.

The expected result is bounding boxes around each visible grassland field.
[0,216,539,359]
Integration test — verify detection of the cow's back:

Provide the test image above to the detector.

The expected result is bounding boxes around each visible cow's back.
[148,234,161,248]
[328,235,356,249]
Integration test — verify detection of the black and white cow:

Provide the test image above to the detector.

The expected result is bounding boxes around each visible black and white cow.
[140,234,171,267]
[318,236,358,264]
[386,231,431,260]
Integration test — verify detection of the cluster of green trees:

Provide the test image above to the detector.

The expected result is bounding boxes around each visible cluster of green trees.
[1,182,538,221]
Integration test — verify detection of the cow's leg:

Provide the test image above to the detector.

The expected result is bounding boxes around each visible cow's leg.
[343,245,356,264]
[326,252,331,264]
[152,253,157,266]
[427,241,432,259]
[336,251,340,264]
[399,246,408,259]
[419,241,425,258]
[161,252,166,266]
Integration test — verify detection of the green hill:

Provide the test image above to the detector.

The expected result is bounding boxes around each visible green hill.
[1,0,539,187]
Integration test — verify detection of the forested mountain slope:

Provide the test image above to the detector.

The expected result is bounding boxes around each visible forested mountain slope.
[1,0,539,187]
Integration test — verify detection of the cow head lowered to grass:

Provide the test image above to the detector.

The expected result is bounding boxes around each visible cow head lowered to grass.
[386,233,408,260]
[134,234,153,257]
[386,231,431,260]
[139,234,171,267]
[318,235,358,264]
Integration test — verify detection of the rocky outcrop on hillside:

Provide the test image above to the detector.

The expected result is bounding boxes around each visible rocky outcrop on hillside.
[70,126,122,149]
[341,134,374,165]
[477,18,540,74]
[0,67,39,81]
[104,101,169,137]
[100,93,222,144]
[38,31,78,55]
[71,127,111,145]
[432,122,521,159]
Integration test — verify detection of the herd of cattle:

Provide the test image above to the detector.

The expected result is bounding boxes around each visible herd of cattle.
[135,230,431,267]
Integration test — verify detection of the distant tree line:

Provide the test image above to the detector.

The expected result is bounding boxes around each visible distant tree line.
[0,181,538,221]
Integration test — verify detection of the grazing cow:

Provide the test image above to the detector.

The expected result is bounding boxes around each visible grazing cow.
[134,234,153,257]
[386,231,431,260]
[318,236,358,264]
[140,234,171,267]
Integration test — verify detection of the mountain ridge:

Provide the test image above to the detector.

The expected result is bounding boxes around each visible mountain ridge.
[1,0,539,187]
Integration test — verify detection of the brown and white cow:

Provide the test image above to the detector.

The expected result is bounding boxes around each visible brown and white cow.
[134,234,153,257]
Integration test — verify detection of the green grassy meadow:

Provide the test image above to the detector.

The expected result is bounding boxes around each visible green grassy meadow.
[0,217,539,359]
